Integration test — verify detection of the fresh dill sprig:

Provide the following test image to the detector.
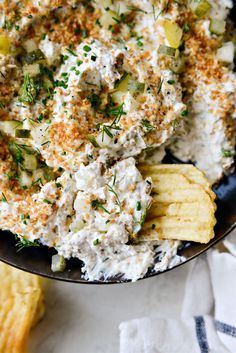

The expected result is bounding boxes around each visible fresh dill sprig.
[91,199,110,214]
[141,119,155,132]
[152,1,170,21]
[127,6,148,14]
[106,184,122,212]
[15,235,40,252]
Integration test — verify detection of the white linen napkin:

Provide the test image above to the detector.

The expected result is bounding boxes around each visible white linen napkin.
[119,229,236,353]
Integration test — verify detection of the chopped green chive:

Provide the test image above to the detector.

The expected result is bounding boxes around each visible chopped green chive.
[1,192,8,202]
[93,238,100,246]
[136,201,141,211]
[83,45,91,52]
[181,110,189,117]
[43,199,52,204]
[74,27,81,35]
[222,149,235,158]
[66,48,77,56]
[140,208,147,227]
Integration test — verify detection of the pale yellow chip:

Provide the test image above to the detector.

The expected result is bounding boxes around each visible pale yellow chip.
[139,164,216,201]
[138,164,217,244]
[0,262,44,353]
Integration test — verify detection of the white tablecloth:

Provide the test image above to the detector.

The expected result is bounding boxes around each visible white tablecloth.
[29,231,235,353]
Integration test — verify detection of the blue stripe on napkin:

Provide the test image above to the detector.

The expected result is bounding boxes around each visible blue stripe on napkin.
[194,316,209,353]
[215,320,236,338]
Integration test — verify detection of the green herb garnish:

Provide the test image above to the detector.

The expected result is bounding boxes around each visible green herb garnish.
[66,48,77,56]
[106,103,126,125]
[181,110,189,117]
[140,208,147,227]
[83,45,91,52]
[21,214,30,225]
[152,1,170,21]
[87,93,101,111]
[93,238,100,246]
[0,192,8,202]
[43,199,52,204]
[88,135,100,148]
[222,149,235,158]
[91,200,110,214]
[127,6,147,13]
[99,123,121,142]
[15,235,40,252]
[106,184,122,212]
[141,119,155,132]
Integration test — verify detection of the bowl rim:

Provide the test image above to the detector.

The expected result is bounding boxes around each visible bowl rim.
[0,222,235,285]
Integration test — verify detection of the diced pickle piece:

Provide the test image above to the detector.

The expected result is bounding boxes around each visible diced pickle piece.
[127,79,145,93]
[23,63,41,77]
[0,35,10,55]
[163,21,183,49]
[111,91,125,104]
[189,0,211,18]
[0,121,22,135]
[51,255,66,272]
[217,42,234,63]
[158,45,178,58]
[15,129,31,138]
[22,49,45,65]
[171,56,185,73]
[209,19,226,35]
[23,154,37,171]
[114,73,130,91]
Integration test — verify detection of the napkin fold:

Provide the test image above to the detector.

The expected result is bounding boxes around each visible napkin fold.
[119,229,236,353]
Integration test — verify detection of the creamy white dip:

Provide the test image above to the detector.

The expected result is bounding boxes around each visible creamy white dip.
[0,0,235,281]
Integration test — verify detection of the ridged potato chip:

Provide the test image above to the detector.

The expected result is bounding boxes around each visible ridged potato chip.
[138,164,217,244]
[139,164,216,201]
[0,262,44,353]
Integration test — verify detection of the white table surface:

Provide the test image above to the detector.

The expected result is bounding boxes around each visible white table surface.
[29,261,190,353]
